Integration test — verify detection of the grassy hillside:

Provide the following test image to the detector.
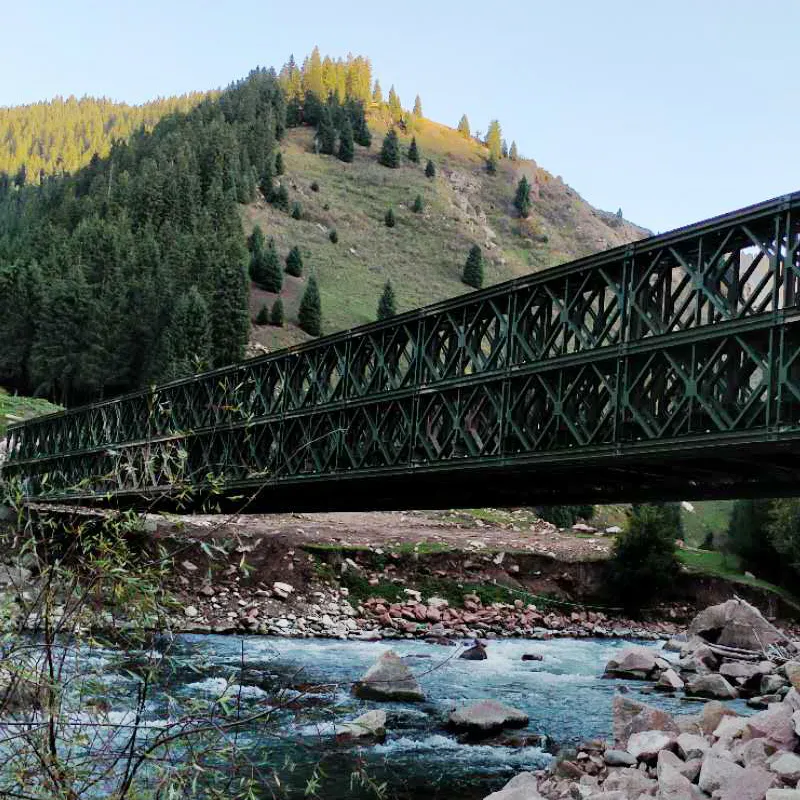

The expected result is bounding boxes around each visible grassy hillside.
[0,389,61,438]
[244,114,649,352]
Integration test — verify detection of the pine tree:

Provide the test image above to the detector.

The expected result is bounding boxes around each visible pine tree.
[316,108,337,155]
[372,80,384,104]
[165,286,213,379]
[379,129,400,168]
[291,201,303,220]
[286,245,304,277]
[256,304,270,325]
[413,95,423,117]
[210,253,249,367]
[338,117,355,162]
[270,297,284,326]
[377,280,397,321]
[275,151,284,175]
[298,274,322,336]
[385,207,396,228]
[486,154,498,175]
[501,139,509,159]
[412,194,424,213]
[486,119,503,161]
[271,184,290,211]
[509,141,519,160]
[387,85,403,122]
[463,244,484,289]
[329,229,338,243]
[261,237,283,292]
[457,114,471,138]
[407,136,420,163]
[425,159,436,178]
[514,176,532,218]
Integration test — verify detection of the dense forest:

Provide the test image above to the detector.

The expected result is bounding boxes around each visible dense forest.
[0,53,381,405]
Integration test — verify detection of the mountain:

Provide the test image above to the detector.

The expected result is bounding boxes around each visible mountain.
[0,52,648,406]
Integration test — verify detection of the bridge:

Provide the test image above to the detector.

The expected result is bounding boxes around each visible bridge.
[3,192,800,512]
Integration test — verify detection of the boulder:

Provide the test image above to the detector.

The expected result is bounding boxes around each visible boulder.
[746,704,799,751]
[603,749,637,767]
[658,749,699,781]
[699,701,738,734]
[795,711,800,736]
[688,598,784,651]
[720,661,766,683]
[656,668,685,692]
[603,646,658,679]
[698,755,746,794]
[460,641,488,661]
[677,733,710,761]
[737,737,777,769]
[786,690,800,712]
[336,709,387,742]
[769,751,800,784]
[717,766,779,800]
[714,715,749,744]
[787,662,800,692]
[482,772,544,800]
[612,695,678,746]
[766,791,800,799]
[764,674,790,695]
[627,730,675,761]
[687,673,738,700]
[352,650,425,702]
[602,767,657,797]
[448,699,528,735]
[657,762,698,800]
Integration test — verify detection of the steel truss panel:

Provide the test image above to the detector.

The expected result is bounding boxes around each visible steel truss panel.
[5,192,800,509]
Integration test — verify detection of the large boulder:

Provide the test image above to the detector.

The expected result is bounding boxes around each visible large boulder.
[602,767,657,797]
[656,668,685,692]
[677,733,710,761]
[699,700,739,734]
[336,709,387,742]
[746,704,799,751]
[352,650,425,702]
[766,789,800,799]
[786,662,800,692]
[448,700,528,736]
[689,598,785,651]
[612,695,678,746]
[657,762,698,800]
[460,641,488,661]
[717,766,779,800]
[603,646,658,679]
[627,729,676,761]
[698,755,745,794]
[769,751,800,784]
[687,673,738,700]
[482,772,544,800]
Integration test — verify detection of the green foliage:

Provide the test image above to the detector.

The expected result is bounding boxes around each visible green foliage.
[412,194,424,213]
[337,117,355,162]
[486,154,498,174]
[425,159,436,178]
[766,499,800,582]
[0,389,61,437]
[514,176,532,218]
[486,119,503,161]
[372,80,383,104]
[407,136,420,163]
[164,286,213,380]
[269,297,284,326]
[608,504,681,613]
[384,207,396,228]
[462,244,484,289]
[255,304,270,325]
[457,114,471,138]
[413,95,423,117]
[727,499,774,569]
[536,505,594,528]
[274,150,284,175]
[291,201,303,220]
[248,229,283,293]
[502,139,509,158]
[387,85,403,122]
[379,128,401,168]
[377,280,397,321]
[285,245,304,277]
[271,183,290,211]
[311,180,320,192]
[298,274,322,336]
[509,140,519,160]
[316,107,337,155]
[329,228,338,243]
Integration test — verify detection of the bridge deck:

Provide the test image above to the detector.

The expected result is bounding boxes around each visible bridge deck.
[4,192,800,511]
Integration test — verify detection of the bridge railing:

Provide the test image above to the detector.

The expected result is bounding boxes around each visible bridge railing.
[4,192,800,500]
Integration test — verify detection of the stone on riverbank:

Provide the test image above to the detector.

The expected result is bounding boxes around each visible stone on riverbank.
[688,597,784,651]
[746,704,799,751]
[482,772,544,800]
[460,641,487,661]
[686,673,738,699]
[603,749,636,766]
[603,645,658,679]
[352,650,425,702]
[448,699,529,735]
[787,661,800,692]
[656,668,685,692]
[612,695,678,745]
[768,751,800,784]
[627,729,675,761]
[336,709,387,742]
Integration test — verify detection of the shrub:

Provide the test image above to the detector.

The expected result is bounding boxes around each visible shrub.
[412,194,424,213]
[269,297,284,327]
[255,304,270,325]
[384,208,396,228]
[271,184,289,211]
[607,504,681,613]
[537,505,594,528]
[329,229,338,244]
[311,181,320,192]
[462,244,483,289]
[298,275,322,336]
[425,159,436,178]
[285,246,303,277]
[291,202,302,220]
[379,129,400,168]
[275,151,284,176]
[377,280,396,321]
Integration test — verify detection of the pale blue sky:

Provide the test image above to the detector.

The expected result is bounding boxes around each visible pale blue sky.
[3,0,798,233]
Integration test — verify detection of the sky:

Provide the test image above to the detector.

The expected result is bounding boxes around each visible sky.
[2,0,798,234]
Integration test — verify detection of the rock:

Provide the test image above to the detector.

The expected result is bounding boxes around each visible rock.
[786,662,800,692]
[0,564,31,588]
[657,762,698,800]
[627,729,675,761]
[766,791,800,799]
[449,700,529,735]
[656,669,685,692]
[720,661,765,683]
[746,704,799,751]
[699,700,738,734]
[794,711,800,736]
[714,715,749,744]
[603,646,658,679]
[688,598,785,651]
[184,605,199,618]
[736,737,777,769]
[769,751,800,784]
[352,650,425,702]
[677,733,709,761]
[786,690,800,712]
[687,673,738,699]
[602,767,656,797]
[482,772,544,800]
[698,755,746,794]
[603,749,637,767]
[460,641,488,661]
[612,695,678,746]
[763,674,790,694]
[658,749,700,781]
[717,766,779,800]
[336,709,387,742]
[522,653,544,662]
[272,581,294,599]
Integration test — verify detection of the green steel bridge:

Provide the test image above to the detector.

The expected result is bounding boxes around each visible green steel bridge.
[4,192,800,512]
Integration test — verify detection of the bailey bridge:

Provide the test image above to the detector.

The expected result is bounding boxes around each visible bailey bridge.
[4,193,800,512]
